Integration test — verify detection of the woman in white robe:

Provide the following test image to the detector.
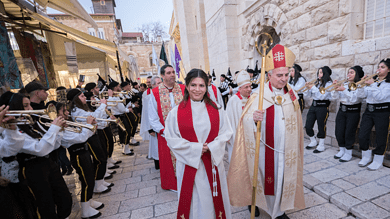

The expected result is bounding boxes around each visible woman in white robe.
[164,69,233,219]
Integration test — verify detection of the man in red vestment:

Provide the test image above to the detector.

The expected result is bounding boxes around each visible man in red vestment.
[148,64,185,191]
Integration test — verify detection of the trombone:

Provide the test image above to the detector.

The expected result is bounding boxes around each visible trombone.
[296,78,318,93]
[0,116,34,129]
[348,73,379,91]
[70,115,125,131]
[86,99,126,107]
[319,79,348,94]
[5,105,97,133]
[105,109,126,131]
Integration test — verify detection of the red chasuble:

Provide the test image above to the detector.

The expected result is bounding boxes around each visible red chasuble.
[264,82,287,196]
[176,99,226,219]
[152,83,185,191]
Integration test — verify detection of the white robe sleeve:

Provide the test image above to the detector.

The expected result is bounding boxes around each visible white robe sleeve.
[19,125,63,156]
[61,128,94,148]
[148,92,164,133]
[139,92,150,141]
[164,106,204,169]
[0,129,25,157]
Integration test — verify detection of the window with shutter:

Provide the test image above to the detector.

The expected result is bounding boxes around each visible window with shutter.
[98,28,105,40]
[364,0,390,39]
[88,28,96,37]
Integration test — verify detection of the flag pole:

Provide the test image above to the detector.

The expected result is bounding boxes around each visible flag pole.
[250,33,273,219]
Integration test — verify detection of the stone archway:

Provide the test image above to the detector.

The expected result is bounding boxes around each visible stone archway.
[242,3,292,62]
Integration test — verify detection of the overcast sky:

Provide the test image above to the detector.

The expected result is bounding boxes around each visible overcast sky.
[47,0,173,33]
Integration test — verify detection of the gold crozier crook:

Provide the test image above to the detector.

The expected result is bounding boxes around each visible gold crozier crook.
[250,33,273,219]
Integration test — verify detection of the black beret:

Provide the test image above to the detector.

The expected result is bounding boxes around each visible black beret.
[84,83,96,92]
[84,91,94,99]
[321,66,332,75]
[131,82,138,87]
[56,86,66,91]
[220,74,226,78]
[67,89,82,101]
[121,82,129,87]
[0,91,14,106]
[293,64,302,72]
[109,81,119,89]
[25,81,49,93]
[351,65,364,79]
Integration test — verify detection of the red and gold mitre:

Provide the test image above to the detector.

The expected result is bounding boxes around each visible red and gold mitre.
[265,44,296,73]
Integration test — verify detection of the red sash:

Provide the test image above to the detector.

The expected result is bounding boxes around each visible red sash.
[152,84,185,191]
[176,99,226,219]
[147,88,151,95]
[211,84,218,100]
[264,82,287,195]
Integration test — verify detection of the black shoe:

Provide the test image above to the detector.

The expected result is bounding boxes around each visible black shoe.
[306,145,317,149]
[104,174,113,180]
[313,149,323,153]
[114,160,122,165]
[334,155,342,159]
[81,212,102,219]
[95,203,105,210]
[276,213,289,219]
[247,205,260,217]
[154,160,160,170]
[109,170,117,175]
[61,168,67,176]
[66,167,73,175]
[122,152,135,156]
[106,183,114,187]
[108,165,120,170]
[129,141,140,146]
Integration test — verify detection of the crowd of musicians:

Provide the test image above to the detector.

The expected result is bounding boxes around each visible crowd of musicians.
[0,43,389,219]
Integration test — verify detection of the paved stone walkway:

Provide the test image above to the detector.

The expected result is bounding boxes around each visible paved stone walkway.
[63,135,390,219]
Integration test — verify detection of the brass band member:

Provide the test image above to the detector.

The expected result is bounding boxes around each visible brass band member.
[1,92,72,219]
[288,64,306,112]
[304,66,333,153]
[67,89,112,194]
[355,59,390,170]
[331,66,364,162]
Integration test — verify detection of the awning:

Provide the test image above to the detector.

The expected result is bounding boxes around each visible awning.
[25,10,117,55]
[33,0,98,29]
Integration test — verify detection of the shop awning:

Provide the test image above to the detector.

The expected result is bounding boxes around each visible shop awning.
[26,10,117,55]
[33,0,98,29]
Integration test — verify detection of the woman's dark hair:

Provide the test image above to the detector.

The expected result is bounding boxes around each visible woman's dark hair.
[68,93,90,115]
[317,66,333,88]
[181,68,219,110]
[6,93,43,139]
[84,92,96,111]
[378,58,390,83]
[349,66,364,83]
[289,64,306,85]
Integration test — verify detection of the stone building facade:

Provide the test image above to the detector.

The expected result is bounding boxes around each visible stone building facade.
[171,0,390,154]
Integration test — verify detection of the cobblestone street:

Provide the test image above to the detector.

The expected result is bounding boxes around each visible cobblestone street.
[63,135,390,219]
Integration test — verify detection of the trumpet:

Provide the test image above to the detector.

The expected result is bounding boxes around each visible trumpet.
[319,79,348,94]
[297,78,318,93]
[70,115,117,123]
[4,104,97,133]
[0,116,35,129]
[99,91,128,99]
[105,109,126,131]
[86,99,126,107]
[348,73,379,91]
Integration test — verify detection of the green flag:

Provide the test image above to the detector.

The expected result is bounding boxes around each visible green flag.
[159,42,169,64]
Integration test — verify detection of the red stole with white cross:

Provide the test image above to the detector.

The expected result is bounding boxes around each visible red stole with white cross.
[176,98,226,219]
[264,82,287,195]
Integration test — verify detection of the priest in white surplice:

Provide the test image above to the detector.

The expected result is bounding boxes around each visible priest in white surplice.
[226,70,252,162]
[164,69,233,219]
[140,76,162,170]
[208,74,224,106]
[227,44,305,219]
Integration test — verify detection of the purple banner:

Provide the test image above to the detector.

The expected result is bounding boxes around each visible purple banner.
[174,44,181,78]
